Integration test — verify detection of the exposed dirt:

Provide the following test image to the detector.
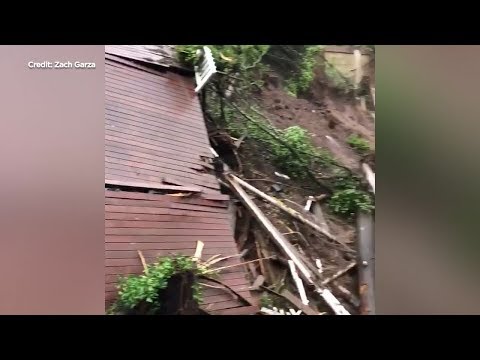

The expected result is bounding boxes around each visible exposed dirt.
[218,63,375,315]
[258,69,375,173]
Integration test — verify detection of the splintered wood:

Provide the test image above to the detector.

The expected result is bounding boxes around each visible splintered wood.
[228,174,353,316]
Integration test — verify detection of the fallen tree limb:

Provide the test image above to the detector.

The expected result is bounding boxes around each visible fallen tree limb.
[321,261,357,286]
[357,212,375,314]
[228,174,355,253]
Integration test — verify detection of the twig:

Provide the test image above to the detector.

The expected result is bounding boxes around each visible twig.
[137,250,148,274]
[321,261,357,286]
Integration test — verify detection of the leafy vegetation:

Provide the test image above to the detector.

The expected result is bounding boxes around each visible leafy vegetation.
[285,45,324,97]
[347,134,371,155]
[110,255,209,314]
[223,107,334,179]
[329,188,374,217]
[329,171,374,217]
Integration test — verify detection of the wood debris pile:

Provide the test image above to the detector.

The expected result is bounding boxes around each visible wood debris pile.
[212,160,375,315]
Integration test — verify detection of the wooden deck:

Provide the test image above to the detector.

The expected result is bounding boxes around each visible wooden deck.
[104,51,256,314]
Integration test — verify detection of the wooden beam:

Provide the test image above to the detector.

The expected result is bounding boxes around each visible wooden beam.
[226,175,314,284]
[228,174,354,253]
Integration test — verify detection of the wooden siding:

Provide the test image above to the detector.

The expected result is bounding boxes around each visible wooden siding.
[105,190,254,313]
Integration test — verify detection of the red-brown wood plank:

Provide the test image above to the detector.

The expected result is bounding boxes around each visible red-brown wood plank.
[106,72,200,108]
[105,241,236,251]
[105,167,219,192]
[105,156,218,189]
[105,197,226,213]
[105,143,206,172]
[105,234,233,242]
[105,123,209,156]
[106,75,201,112]
[105,61,195,93]
[105,228,232,236]
[105,91,203,123]
[105,205,230,219]
[105,212,230,224]
[105,119,209,153]
[105,133,207,164]
[105,220,231,230]
[105,191,227,208]
[105,106,209,143]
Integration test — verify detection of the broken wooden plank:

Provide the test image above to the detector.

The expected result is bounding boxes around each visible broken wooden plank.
[105,179,202,193]
[228,175,351,315]
[280,289,319,316]
[357,212,375,315]
[316,288,350,315]
[321,261,357,286]
[362,163,375,194]
[288,260,309,306]
[193,241,204,261]
[228,174,354,253]
[226,175,314,283]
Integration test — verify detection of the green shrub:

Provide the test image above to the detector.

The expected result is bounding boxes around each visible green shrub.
[285,45,324,97]
[347,134,370,155]
[112,255,207,314]
[329,188,374,217]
